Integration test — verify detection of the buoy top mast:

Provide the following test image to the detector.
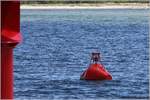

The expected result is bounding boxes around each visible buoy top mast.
[91,52,101,64]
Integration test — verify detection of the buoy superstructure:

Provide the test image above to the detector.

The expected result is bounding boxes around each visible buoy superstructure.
[80,52,112,80]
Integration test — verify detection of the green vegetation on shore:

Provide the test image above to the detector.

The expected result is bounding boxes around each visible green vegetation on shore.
[21,0,149,5]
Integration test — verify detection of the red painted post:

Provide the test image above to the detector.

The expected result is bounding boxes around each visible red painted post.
[1,1,21,99]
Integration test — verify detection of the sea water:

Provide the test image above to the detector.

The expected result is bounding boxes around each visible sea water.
[14,9,149,99]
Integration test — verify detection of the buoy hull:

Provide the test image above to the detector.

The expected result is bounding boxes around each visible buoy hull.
[80,64,112,80]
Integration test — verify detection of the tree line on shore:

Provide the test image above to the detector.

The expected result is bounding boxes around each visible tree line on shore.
[21,0,149,4]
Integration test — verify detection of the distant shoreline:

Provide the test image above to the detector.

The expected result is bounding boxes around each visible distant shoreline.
[21,3,149,9]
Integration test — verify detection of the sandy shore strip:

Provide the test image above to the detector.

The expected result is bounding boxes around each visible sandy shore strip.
[21,3,150,9]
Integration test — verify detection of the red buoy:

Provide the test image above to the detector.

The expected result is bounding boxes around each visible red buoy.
[80,52,112,80]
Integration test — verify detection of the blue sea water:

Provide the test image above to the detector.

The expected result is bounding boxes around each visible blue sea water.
[14,9,149,99]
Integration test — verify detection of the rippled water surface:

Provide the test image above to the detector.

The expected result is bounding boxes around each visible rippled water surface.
[14,9,149,99]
